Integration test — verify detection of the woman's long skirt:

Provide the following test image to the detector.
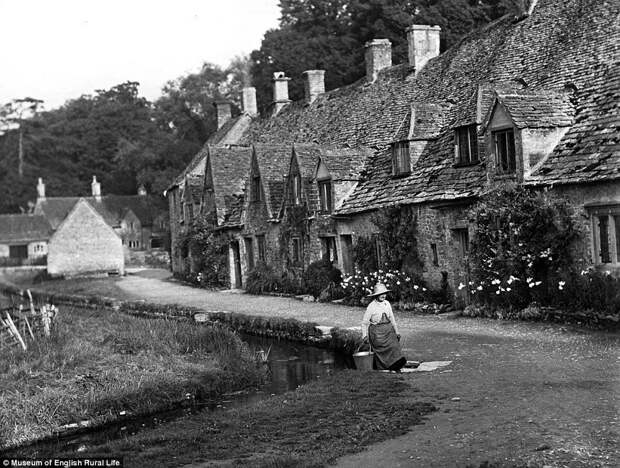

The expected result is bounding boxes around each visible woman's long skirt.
[368,320,406,371]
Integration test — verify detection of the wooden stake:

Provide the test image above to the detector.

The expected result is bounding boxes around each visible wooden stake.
[24,316,35,340]
[27,289,35,315]
[5,312,27,351]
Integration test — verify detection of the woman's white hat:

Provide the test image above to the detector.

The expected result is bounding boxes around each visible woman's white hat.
[368,282,391,297]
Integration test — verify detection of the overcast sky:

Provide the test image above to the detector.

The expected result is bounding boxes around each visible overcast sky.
[0,0,280,110]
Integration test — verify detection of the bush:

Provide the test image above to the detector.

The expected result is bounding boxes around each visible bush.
[246,262,283,295]
[341,269,431,306]
[302,259,342,299]
[467,186,579,310]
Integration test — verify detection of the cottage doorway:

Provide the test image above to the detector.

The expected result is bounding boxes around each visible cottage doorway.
[231,241,243,289]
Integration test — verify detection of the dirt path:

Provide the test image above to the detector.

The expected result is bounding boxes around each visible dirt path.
[118,270,620,467]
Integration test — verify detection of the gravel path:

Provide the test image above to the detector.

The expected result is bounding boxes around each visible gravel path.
[118,269,620,467]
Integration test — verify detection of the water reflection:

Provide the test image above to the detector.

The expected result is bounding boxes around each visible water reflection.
[240,333,350,394]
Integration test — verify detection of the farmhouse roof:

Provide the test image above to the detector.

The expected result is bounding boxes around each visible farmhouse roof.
[225,0,618,214]
[0,215,52,243]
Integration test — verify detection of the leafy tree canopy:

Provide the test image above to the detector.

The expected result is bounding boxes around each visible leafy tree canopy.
[251,0,519,112]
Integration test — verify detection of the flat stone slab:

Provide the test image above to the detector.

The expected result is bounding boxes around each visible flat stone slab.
[315,326,333,335]
[402,361,452,373]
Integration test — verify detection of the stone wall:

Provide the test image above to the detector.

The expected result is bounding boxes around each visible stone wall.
[47,201,124,277]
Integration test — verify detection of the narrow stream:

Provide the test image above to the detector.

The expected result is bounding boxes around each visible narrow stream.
[3,334,351,457]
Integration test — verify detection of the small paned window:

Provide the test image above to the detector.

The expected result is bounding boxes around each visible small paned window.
[292,174,302,205]
[320,237,338,262]
[257,235,266,262]
[430,243,439,266]
[318,180,333,213]
[251,175,261,202]
[292,238,302,265]
[493,129,516,174]
[454,125,479,165]
[245,237,255,270]
[598,216,610,263]
[391,141,411,176]
[590,208,620,266]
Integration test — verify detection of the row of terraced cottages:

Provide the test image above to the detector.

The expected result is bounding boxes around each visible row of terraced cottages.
[166,0,620,298]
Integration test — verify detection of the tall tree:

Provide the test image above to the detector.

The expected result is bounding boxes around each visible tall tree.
[0,97,44,178]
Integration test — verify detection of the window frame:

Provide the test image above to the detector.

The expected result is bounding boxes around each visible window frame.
[493,128,516,174]
[317,179,333,213]
[257,235,266,262]
[454,124,479,166]
[590,206,620,268]
[292,174,302,205]
[291,237,303,265]
[251,174,262,202]
[320,236,338,262]
[391,141,411,177]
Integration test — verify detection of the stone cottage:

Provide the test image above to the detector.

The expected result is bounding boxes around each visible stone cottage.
[0,214,52,266]
[168,0,620,290]
[47,198,124,277]
[35,177,169,258]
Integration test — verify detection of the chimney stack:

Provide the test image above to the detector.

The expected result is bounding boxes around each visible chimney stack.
[36,177,46,201]
[272,72,291,115]
[242,87,258,117]
[406,25,441,74]
[365,39,392,83]
[302,70,325,104]
[214,100,232,129]
[91,175,101,201]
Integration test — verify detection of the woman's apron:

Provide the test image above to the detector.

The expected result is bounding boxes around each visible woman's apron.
[368,312,405,370]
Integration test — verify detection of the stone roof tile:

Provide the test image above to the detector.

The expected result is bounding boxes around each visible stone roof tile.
[0,215,53,242]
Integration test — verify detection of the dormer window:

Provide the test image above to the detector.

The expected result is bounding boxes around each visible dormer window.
[251,174,261,202]
[292,174,301,205]
[454,125,478,165]
[493,129,516,174]
[392,141,410,176]
[318,179,333,213]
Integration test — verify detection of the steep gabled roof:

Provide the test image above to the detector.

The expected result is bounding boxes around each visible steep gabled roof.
[35,194,165,230]
[526,65,620,185]
[0,215,52,242]
[392,103,451,142]
[311,146,373,181]
[253,144,291,218]
[485,91,574,129]
[207,146,253,226]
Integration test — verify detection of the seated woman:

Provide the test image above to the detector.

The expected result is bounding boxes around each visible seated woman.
[361,282,407,372]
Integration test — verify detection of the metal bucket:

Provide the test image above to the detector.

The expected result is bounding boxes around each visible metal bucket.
[352,351,374,371]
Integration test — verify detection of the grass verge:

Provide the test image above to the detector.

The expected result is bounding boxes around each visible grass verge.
[31,370,436,467]
[0,306,267,449]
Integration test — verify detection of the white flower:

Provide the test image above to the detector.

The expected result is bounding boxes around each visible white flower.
[396,281,401,285]
[413,285,419,290]
[491,279,500,285]
[422,287,427,292]
[458,283,465,290]
[506,287,511,292]
[496,290,501,295]
[535,281,542,286]
[477,285,483,291]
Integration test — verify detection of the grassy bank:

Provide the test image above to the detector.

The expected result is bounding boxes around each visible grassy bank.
[0,306,267,449]
[23,370,436,467]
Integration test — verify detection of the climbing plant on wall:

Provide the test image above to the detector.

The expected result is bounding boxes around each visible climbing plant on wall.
[371,205,423,274]
[179,216,230,287]
[278,205,310,269]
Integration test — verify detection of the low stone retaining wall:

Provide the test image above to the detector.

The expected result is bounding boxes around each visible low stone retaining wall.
[0,282,363,355]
